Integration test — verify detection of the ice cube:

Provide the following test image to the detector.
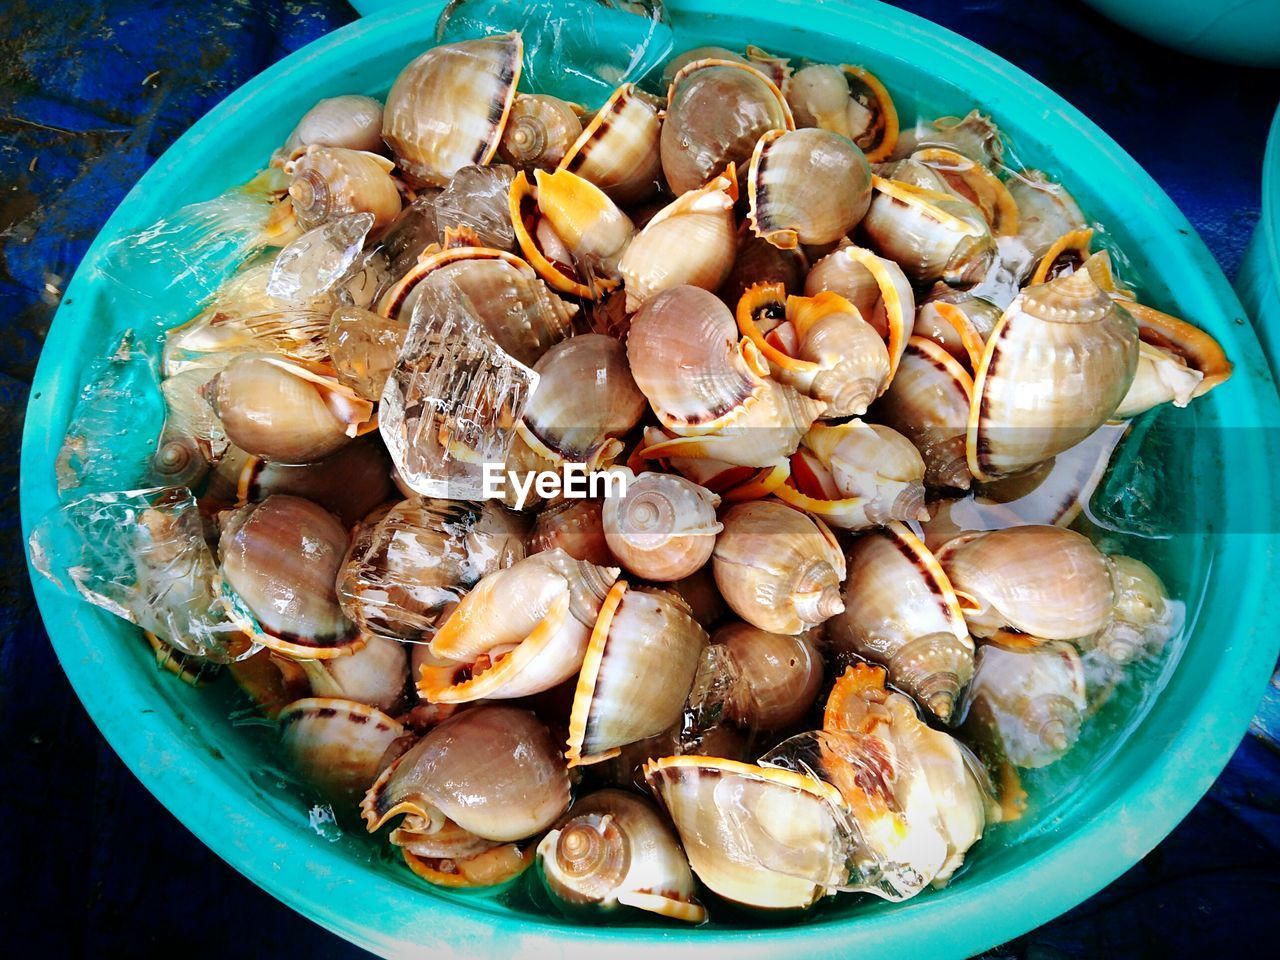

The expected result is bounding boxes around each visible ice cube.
[328,306,409,401]
[379,284,539,500]
[436,0,674,109]
[381,192,444,279]
[28,487,253,663]
[266,212,375,303]
[55,331,166,497]
[433,164,517,251]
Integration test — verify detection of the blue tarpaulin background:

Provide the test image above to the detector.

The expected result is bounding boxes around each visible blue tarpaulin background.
[2,1,1278,956]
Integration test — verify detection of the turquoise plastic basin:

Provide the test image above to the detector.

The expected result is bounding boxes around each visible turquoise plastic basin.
[1082,0,1280,68]
[19,2,1280,957]
[1239,105,1280,371]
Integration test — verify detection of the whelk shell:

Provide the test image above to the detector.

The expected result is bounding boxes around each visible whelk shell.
[601,469,722,582]
[862,176,996,288]
[287,146,402,233]
[559,83,662,205]
[786,63,899,161]
[498,94,583,170]
[279,696,405,805]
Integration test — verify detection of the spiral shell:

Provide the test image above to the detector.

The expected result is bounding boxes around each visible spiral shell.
[559,84,662,205]
[966,255,1139,480]
[537,788,705,922]
[936,525,1114,642]
[529,498,617,567]
[202,354,375,465]
[287,146,402,233]
[661,59,794,196]
[719,221,809,306]
[602,470,722,581]
[419,549,620,703]
[298,634,409,714]
[712,500,846,635]
[892,110,1003,167]
[566,582,709,764]
[776,420,928,529]
[786,64,899,161]
[960,641,1086,769]
[826,521,974,722]
[279,697,405,805]
[804,243,916,348]
[1006,169,1087,262]
[276,94,385,165]
[910,147,1019,237]
[863,177,996,288]
[233,436,396,527]
[1114,301,1232,419]
[1085,555,1175,665]
[382,34,523,187]
[913,283,999,366]
[362,705,570,841]
[747,128,872,248]
[218,495,360,659]
[498,94,583,170]
[715,622,824,731]
[618,169,738,312]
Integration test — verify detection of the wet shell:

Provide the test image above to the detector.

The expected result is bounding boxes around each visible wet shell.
[910,147,1019,237]
[401,843,535,889]
[803,243,916,350]
[960,641,1086,769]
[712,500,846,635]
[719,221,810,306]
[377,245,577,367]
[618,170,738,312]
[382,33,523,187]
[914,283,999,367]
[559,84,662,205]
[529,498,617,567]
[419,549,619,703]
[825,521,974,722]
[236,434,396,526]
[786,63,899,162]
[748,128,872,248]
[936,526,1114,642]
[279,697,405,805]
[276,95,385,165]
[966,256,1139,480]
[1114,301,1233,419]
[715,622,824,731]
[661,46,746,87]
[287,146,402,233]
[873,336,975,490]
[566,583,709,764]
[203,355,375,465]
[298,633,409,714]
[218,495,360,659]
[644,755,848,910]
[601,470,722,581]
[362,705,570,840]
[1006,169,1087,262]
[515,334,647,470]
[777,420,928,529]
[499,94,584,170]
[1086,555,1175,665]
[738,283,891,417]
[537,788,705,922]
[661,59,794,196]
[892,110,1003,167]
[862,177,996,288]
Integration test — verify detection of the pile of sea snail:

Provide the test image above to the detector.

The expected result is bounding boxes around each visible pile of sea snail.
[149,33,1231,920]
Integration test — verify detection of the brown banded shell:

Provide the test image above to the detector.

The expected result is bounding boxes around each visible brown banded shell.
[498,94,583,170]
[362,705,570,841]
[298,634,409,714]
[287,146,402,233]
[537,788,705,923]
[279,697,405,805]
[715,622,824,731]
[377,245,577,367]
[401,843,535,889]
[419,549,620,703]
[747,128,872,248]
[712,500,846,635]
[960,641,1087,769]
[617,169,738,311]
[719,221,810,306]
[601,470,722,581]
[338,498,522,643]
[914,283,999,365]
[275,95,385,165]
[234,435,396,527]
[513,333,646,471]
[559,84,662,205]
[566,583,709,765]
[873,336,975,490]
[786,63,899,162]
[776,420,927,530]
[529,498,617,567]
[826,521,974,722]
[644,755,849,910]
[863,176,996,288]
[936,526,1115,642]
[966,256,1139,480]
[202,354,375,465]
[911,147,1020,237]
[218,495,360,659]
[382,34,523,187]
[804,243,917,347]
[661,58,794,196]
